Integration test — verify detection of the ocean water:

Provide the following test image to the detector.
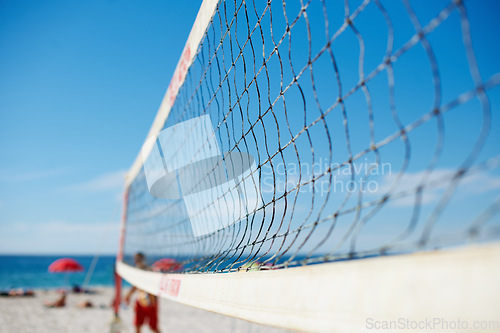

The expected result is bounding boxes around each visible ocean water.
[0,255,118,290]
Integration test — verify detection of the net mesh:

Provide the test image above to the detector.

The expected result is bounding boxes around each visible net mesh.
[123,0,500,272]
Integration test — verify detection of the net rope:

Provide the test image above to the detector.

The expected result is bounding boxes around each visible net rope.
[123,0,500,273]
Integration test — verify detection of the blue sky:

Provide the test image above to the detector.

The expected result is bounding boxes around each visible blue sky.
[0,0,202,254]
[1,0,499,257]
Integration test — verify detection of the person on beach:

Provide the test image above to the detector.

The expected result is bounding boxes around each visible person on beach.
[44,291,66,308]
[124,252,160,333]
[1,288,35,297]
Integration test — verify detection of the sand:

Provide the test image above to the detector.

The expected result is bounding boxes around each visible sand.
[0,287,293,333]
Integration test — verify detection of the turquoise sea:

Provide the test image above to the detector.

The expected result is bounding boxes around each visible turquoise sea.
[0,255,118,290]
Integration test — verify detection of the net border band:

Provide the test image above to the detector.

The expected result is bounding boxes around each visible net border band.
[117,243,500,332]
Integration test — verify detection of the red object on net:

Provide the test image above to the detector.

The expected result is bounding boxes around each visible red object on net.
[152,258,183,272]
[48,258,84,273]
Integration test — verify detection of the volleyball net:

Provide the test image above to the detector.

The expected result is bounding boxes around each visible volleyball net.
[116,0,500,329]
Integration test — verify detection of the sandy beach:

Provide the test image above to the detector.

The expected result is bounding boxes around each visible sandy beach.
[0,287,292,333]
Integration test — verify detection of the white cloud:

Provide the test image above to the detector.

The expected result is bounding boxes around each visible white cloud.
[66,170,127,192]
[39,221,120,234]
[370,168,500,207]
[460,170,500,193]
[0,221,120,254]
[0,168,70,182]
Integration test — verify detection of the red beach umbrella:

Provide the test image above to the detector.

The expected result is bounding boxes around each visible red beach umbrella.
[48,258,84,273]
[152,258,183,272]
